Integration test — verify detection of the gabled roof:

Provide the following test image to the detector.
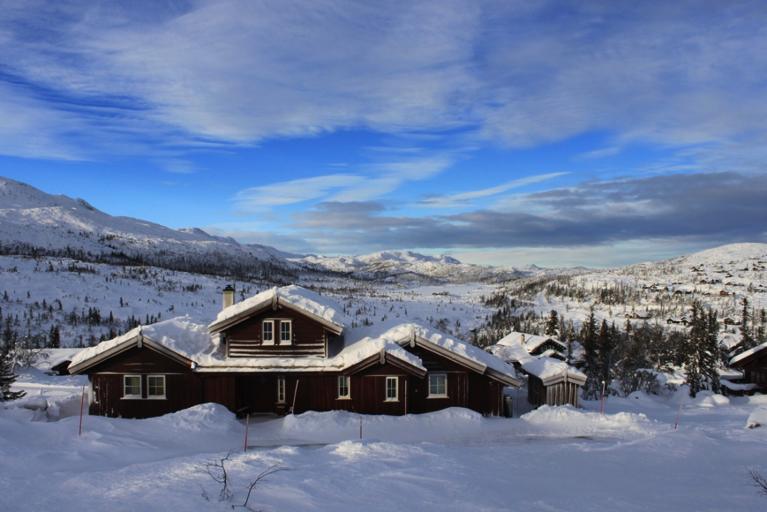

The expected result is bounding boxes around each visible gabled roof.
[730,341,767,367]
[496,331,567,353]
[521,357,586,386]
[208,285,345,335]
[384,323,521,387]
[68,325,197,374]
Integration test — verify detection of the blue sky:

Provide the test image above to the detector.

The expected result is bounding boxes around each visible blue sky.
[1,0,766,267]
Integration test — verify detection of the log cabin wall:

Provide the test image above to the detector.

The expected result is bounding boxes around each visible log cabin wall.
[222,307,331,358]
[87,346,202,418]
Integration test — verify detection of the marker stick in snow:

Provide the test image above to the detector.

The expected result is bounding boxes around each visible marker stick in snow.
[78,386,85,436]
[244,413,250,451]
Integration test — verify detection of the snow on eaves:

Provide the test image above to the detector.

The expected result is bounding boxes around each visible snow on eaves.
[69,316,212,369]
[210,285,347,332]
[371,323,519,382]
[521,357,586,385]
[729,340,767,366]
[496,331,565,352]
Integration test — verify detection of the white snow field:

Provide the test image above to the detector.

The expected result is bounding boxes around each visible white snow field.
[1,381,766,511]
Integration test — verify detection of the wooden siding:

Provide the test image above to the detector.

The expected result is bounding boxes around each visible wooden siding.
[527,375,581,407]
[87,346,202,418]
[82,337,510,418]
[222,306,330,358]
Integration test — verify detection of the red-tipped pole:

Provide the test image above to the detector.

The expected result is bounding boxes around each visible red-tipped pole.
[674,401,682,430]
[244,413,250,452]
[78,385,85,436]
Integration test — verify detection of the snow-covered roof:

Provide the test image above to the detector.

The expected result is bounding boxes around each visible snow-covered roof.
[69,284,517,385]
[69,316,211,371]
[486,342,534,365]
[496,331,566,353]
[385,323,521,386]
[730,340,767,366]
[208,285,346,334]
[69,317,517,385]
[521,357,587,386]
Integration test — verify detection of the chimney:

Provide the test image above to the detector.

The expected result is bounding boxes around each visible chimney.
[222,285,235,310]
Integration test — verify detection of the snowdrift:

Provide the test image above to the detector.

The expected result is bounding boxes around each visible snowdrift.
[521,405,659,438]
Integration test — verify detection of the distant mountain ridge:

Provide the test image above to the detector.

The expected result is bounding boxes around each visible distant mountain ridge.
[0,177,518,283]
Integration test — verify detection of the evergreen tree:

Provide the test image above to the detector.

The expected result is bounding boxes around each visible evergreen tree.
[740,297,755,350]
[703,308,721,394]
[596,320,617,394]
[580,306,600,399]
[684,301,720,397]
[545,310,559,337]
[0,344,25,401]
[48,325,61,349]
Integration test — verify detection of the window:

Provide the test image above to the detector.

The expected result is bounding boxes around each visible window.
[123,374,141,399]
[385,376,398,402]
[147,375,166,399]
[428,373,448,398]
[262,320,274,345]
[280,320,292,345]
[277,377,286,403]
[337,375,350,399]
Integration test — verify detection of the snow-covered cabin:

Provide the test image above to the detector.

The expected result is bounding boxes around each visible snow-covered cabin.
[489,331,567,363]
[487,331,583,407]
[68,285,520,418]
[729,341,767,393]
[522,357,586,407]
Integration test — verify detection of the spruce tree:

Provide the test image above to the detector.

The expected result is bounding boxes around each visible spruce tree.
[741,298,755,350]
[703,308,721,393]
[0,345,25,401]
[48,325,60,349]
[596,320,617,394]
[580,306,600,399]
[545,310,559,337]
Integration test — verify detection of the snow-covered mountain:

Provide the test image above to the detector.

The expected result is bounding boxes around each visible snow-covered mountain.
[501,242,767,328]
[294,250,529,282]
[0,177,522,283]
[0,177,294,278]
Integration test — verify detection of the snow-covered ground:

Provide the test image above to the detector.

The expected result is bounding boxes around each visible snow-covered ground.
[1,371,766,511]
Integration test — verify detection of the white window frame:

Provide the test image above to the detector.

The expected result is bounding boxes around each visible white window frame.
[385,376,399,402]
[147,374,166,400]
[123,374,142,399]
[276,376,286,403]
[428,373,448,398]
[279,320,292,345]
[262,320,275,345]
[337,375,351,399]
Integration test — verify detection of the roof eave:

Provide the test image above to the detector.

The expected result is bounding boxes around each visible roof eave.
[208,299,344,336]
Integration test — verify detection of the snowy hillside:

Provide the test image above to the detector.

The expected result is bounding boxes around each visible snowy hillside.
[0,254,496,348]
[0,177,517,283]
[497,242,767,329]
[0,177,295,277]
[295,250,528,282]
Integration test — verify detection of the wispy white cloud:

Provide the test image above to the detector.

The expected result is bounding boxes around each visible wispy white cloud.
[419,171,568,208]
[234,153,456,212]
[0,0,764,172]
[234,174,364,212]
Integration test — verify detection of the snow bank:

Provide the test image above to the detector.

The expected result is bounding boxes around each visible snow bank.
[151,403,240,433]
[692,392,730,408]
[746,407,767,429]
[521,405,659,438]
[256,408,484,445]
